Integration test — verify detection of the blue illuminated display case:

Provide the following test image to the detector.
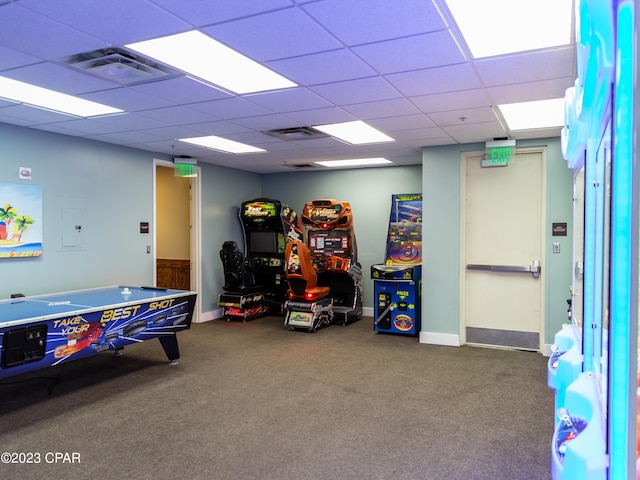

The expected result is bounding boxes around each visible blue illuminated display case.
[552,1,638,479]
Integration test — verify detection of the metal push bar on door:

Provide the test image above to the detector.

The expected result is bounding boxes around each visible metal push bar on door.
[466,260,541,278]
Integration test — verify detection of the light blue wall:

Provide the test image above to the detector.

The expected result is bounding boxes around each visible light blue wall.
[0,123,156,297]
[199,162,262,313]
[261,166,423,308]
[421,138,574,345]
[0,123,262,315]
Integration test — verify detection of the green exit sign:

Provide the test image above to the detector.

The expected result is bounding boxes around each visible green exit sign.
[175,163,195,177]
[482,140,515,167]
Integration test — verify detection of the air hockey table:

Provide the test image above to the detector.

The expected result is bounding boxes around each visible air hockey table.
[0,286,197,381]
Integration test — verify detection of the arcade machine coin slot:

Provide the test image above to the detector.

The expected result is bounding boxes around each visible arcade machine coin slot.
[1,324,48,368]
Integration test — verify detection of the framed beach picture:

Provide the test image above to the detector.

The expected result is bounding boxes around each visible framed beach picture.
[0,183,43,258]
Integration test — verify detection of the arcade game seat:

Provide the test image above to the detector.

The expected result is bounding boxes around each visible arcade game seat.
[300,199,363,325]
[283,240,333,332]
[218,241,266,321]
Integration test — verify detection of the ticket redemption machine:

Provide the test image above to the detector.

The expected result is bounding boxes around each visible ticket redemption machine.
[371,194,422,336]
[548,1,638,478]
[239,198,303,314]
[283,199,362,330]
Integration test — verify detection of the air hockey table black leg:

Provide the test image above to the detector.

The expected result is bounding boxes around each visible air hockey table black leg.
[158,333,180,365]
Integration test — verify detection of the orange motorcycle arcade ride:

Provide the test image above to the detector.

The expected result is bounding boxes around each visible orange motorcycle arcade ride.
[283,199,363,332]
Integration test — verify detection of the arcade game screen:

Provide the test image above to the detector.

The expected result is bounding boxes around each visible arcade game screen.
[249,230,282,254]
[308,230,349,256]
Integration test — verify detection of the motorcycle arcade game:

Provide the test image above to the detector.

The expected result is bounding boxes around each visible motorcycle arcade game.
[239,198,303,315]
[283,199,362,331]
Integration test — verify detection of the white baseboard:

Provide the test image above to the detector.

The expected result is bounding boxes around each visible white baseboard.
[541,343,553,357]
[419,331,461,347]
[196,309,220,323]
[362,306,374,317]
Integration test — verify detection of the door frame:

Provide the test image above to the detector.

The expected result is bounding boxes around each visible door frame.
[153,159,202,323]
[459,146,547,350]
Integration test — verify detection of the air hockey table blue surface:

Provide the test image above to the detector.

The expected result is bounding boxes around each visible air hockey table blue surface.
[0,286,197,381]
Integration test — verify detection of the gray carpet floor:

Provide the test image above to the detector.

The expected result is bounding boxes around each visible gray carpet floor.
[0,316,553,480]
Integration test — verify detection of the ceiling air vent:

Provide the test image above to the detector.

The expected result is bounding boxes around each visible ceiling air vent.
[284,163,318,169]
[263,126,328,141]
[57,48,182,85]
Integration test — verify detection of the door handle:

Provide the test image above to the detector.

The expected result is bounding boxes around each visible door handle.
[466,260,541,278]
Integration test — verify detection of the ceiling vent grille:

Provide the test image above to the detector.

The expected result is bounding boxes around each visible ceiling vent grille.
[284,163,318,169]
[57,48,182,85]
[263,126,328,141]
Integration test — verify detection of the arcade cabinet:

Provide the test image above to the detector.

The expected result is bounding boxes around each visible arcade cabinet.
[293,199,363,326]
[371,194,422,336]
[239,198,303,314]
[218,241,266,321]
[282,240,333,332]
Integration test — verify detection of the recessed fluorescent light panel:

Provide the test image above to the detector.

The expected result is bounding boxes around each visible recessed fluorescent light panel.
[444,0,573,58]
[0,76,123,117]
[312,121,394,145]
[126,31,297,94]
[498,98,565,130]
[178,135,266,154]
[314,158,392,168]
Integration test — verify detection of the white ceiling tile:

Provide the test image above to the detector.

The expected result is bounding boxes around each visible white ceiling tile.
[136,106,219,124]
[203,8,342,62]
[130,77,231,105]
[0,0,573,173]
[0,4,107,59]
[79,88,175,112]
[148,0,294,27]
[441,121,506,143]
[353,31,464,74]
[244,88,333,113]
[0,45,41,71]
[387,63,480,97]
[303,0,447,45]
[19,0,191,45]
[310,77,401,105]
[474,47,576,87]
[282,107,355,126]
[367,114,436,132]
[265,49,377,86]
[341,99,422,120]
[188,97,272,120]
[410,89,490,113]
[428,106,498,126]
[1,63,116,95]
[486,78,574,105]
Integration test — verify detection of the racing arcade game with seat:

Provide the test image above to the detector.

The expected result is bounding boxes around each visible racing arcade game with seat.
[218,241,266,321]
[284,199,362,328]
[282,240,333,332]
[239,198,303,314]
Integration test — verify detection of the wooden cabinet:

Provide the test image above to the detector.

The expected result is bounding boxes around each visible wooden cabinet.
[156,259,190,290]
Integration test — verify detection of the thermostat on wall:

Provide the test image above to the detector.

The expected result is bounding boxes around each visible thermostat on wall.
[19,167,32,180]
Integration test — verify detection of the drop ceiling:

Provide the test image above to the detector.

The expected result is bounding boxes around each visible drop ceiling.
[0,0,575,173]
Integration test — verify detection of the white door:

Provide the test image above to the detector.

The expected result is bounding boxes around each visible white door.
[462,148,545,350]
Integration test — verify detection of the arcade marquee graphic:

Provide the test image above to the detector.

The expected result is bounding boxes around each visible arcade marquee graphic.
[0,183,43,258]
